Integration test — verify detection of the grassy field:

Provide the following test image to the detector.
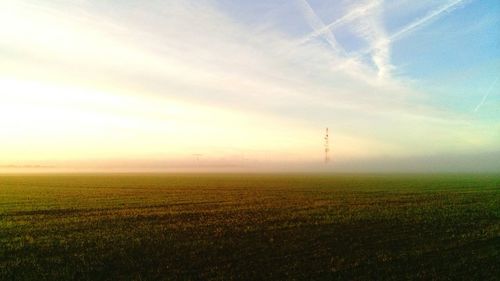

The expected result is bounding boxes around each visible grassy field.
[0,173,499,280]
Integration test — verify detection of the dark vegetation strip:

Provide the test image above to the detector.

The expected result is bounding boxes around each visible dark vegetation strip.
[0,174,498,280]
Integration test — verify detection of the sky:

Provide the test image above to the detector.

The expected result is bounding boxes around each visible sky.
[0,0,499,172]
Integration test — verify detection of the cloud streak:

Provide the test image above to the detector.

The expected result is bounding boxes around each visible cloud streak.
[350,0,393,80]
[350,0,469,75]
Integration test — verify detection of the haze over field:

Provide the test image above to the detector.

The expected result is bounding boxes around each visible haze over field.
[1,0,499,172]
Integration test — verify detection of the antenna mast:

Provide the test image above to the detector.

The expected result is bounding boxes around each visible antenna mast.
[192,154,202,166]
[324,128,330,163]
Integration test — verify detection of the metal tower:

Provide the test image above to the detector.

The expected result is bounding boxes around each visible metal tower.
[324,128,330,163]
[192,154,202,165]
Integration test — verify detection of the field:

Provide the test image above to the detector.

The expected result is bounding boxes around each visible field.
[0,173,499,280]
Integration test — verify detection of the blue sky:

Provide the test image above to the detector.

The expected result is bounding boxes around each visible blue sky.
[0,0,499,171]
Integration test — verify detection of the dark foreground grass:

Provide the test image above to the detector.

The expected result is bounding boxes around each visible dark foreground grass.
[0,173,499,280]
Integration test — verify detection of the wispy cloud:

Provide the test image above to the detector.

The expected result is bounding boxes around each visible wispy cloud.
[350,0,393,80]
[347,0,469,80]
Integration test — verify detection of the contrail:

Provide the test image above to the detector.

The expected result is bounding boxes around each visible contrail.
[389,0,467,42]
[297,0,468,78]
[474,76,499,112]
[354,0,468,58]
[296,0,346,55]
[298,0,380,46]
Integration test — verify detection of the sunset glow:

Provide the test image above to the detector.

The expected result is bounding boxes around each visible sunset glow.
[1,0,499,171]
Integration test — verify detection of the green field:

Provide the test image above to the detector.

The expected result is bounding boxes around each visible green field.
[1,174,499,280]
